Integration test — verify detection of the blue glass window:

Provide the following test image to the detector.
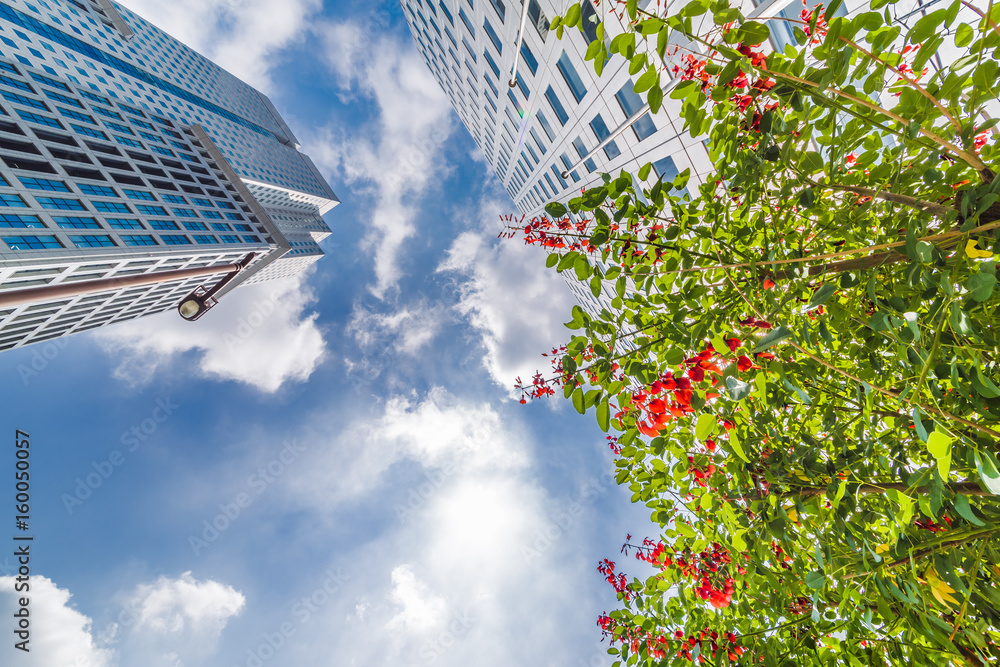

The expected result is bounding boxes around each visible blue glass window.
[183,221,207,231]
[520,42,538,75]
[2,91,47,110]
[122,234,156,246]
[3,235,61,249]
[483,49,500,78]
[0,213,42,227]
[106,218,142,229]
[615,83,656,141]
[54,216,99,228]
[487,0,505,21]
[36,196,84,210]
[0,74,33,93]
[69,234,114,247]
[93,200,130,213]
[561,153,580,182]
[161,234,190,245]
[572,136,597,173]
[193,235,218,244]
[16,109,62,128]
[557,51,587,102]
[544,86,568,125]
[220,235,240,243]
[589,114,621,160]
[19,176,69,192]
[70,123,106,139]
[148,220,178,230]
[172,208,197,218]
[136,204,167,216]
[458,6,475,35]
[123,189,154,201]
[483,17,503,53]
[78,183,117,197]
[0,193,26,207]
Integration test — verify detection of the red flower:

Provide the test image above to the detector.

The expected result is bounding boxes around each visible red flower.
[737,355,754,371]
[763,278,776,290]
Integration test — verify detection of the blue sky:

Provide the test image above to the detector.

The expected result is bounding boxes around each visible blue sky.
[0,1,654,665]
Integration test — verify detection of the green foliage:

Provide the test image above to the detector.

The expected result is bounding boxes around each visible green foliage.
[525,1,1000,666]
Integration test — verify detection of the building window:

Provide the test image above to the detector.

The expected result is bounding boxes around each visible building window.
[93,201,131,213]
[458,6,475,35]
[483,49,500,78]
[589,114,621,160]
[193,235,218,244]
[36,196,86,210]
[561,153,580,182]
[149,220,179,230]
[69,234,115,247]
[106,218,143,229]
[19,176,69,192]
[615,83,657,141]
[0,213,43,228]
[487,0,505,22]
[520,41,538,75]
[220,235,240,243]
[123,189,155,201]
[3,235,61,249]
[544,86,569,125]
[572,136,597,173]
[183,222,208,231]
[54,216,100,228]
[16,110,63,128]
[0,193,27,207]
[136,205,167,216]
[580,1,600,45]
[557,51,588,102]
[122,235,157,246]
[483,17,503,54]
[161,235,190,245]
[551,164,568,190]
[528,0,549,40]
[78,183,117,197]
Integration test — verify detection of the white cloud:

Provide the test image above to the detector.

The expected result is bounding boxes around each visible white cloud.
[127,572,245,637]
[310,21,455,298]
[386,565,448,635]
[286,386,529,509]
[0,575,114,667]
[437,199,579,392]
[116,0,321,93]
[94,275,326,393]
[348,299,448,356]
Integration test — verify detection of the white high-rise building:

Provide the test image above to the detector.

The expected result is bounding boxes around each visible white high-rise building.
[0,0,338,351]
[400,0,980,312]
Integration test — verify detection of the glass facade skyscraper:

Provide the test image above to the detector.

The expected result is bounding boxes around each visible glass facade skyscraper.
[0,0,338,351]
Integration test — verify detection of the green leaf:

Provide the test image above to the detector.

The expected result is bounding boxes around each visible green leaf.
[752,326,793,352]
[695,414,717,441]
[967,272,997,302]
[564,2,582,28]
[804,571,826,590]
[638,162,652,180]
[729,428,749,462]
[572,387,585,414]
[634,67,659,93]
[911,407,929,442]
[738,21,770,45]
[545,201,568,218]
[596,399,610,432]
[927,431,952,479]
[953,494,985,526]
[648,84,664,114]
[808,284,837,309]
[726,376,752,400]
[975,451,1000,495]
[545,253,559,268]
[972,368,1000,398]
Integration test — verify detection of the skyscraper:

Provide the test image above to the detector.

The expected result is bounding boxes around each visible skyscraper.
[0,0,338,351]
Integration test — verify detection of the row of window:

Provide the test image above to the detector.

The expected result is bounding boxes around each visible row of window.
[1,232,261,250]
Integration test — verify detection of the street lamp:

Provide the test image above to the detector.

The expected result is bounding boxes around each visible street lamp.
[176,252,256,321]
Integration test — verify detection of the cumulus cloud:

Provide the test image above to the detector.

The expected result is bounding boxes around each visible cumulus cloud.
[94,276,326,393]
[0,575,114,667]
[286,386,529,509]
[126,571,245,637]
[116,0,321,93]
[386,565,448,635]
[310,19,455,298]
[437,199,578,392]
[348,299,448,356]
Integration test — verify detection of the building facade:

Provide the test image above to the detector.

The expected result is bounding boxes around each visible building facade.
[0,0,337,351]
[399,0,969,312]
